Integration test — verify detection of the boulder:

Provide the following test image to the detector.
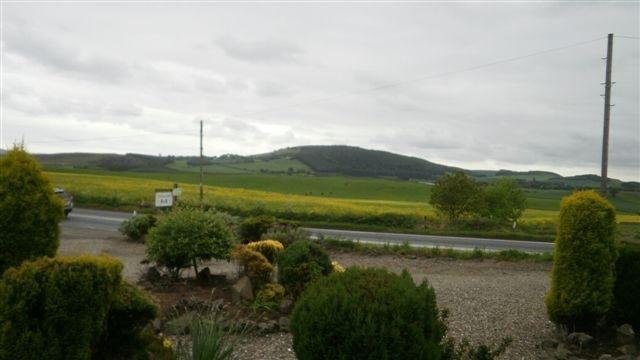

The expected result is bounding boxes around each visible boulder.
[540,338,560,350]
[617,344,637,356]
[197,267,211,282]
[144,266,162,282]
[279,299,293,314]
[554,343,572,360]
[231,276,253,303]
[598,355,613,360]
[278,316,290,331]
[617,324,636,345]
[567,332,594,348]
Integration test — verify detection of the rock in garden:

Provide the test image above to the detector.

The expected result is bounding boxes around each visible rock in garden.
[278,316,290,331]
[279,299,293,314]
[598,355,613,360]
[540,338,559,350]
[144,266,161,282]
[554,343,572,360]
[567,332,594,348]
[617,324,636,344]
[231,276,253,303]
[258,320,278,333]
[617,344,637,356]
[197,267,211,282]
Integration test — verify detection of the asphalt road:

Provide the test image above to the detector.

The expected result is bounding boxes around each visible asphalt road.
[63,208,554,253]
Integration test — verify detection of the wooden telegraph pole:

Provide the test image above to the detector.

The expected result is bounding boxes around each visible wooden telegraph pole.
[199,120,204,208]
[600,33,614,197]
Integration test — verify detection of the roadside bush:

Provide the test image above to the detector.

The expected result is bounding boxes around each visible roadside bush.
[246,239,284,263]
[0,146,64,274]
[429,172,482,223]
[291,267,445,359]
[147,208,236,279]
[480,178,526,225]
[0,255,123,360]
[545,190,618,330]
[94,282,159,360]
[119,214,157,242]
[262,225,310,248]
[277,240,332,298]
[611,244,640,329]
[239,215,276,243]
[230,245,274,289]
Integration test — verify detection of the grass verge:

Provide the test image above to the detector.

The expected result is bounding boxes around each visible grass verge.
[320,237,554,262]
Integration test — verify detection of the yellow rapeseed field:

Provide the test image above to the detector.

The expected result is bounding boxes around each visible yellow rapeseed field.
[46,172,640,224]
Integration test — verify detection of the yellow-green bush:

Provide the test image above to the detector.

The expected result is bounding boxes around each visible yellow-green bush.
[545,191,618,330]
[0,146,64,274]
[247,239,284,264]
[255,283,286,304]
[0,255,123,360]
[230,245,274,288]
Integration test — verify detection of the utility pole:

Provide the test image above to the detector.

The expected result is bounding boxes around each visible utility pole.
[600,33,614,197]
[199,120,204,208]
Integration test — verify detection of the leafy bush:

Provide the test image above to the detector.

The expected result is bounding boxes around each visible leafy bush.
[239,215,276,243]
[0,146,64,274]
[0,255,123,360]
[230,245,274,289]
[611,244,640,329]
[147,208,236,279]
[290,267,445,359]
[545,190,618,330]
[262,225,310,248]
[94,282,159,360]
[480,178,526,225]
[277,240,332,298]
[429,172,482,223]
[246,239,284,263]
[119,214,157,242]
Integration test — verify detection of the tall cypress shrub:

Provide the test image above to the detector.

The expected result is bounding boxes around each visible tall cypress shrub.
[545,190,618,330]
[0,146,64,274]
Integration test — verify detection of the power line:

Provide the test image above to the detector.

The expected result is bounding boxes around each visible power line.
[615,35,640,40]
[16,36,608,146]
[229,37,606,119]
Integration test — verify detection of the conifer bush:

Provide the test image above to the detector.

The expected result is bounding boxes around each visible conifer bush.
[246,239,284,263]
[611,244,640,329]
[545,190,618,330]
[277,240,332,298]
[290,267,445,360]
[230,245,274,289]
[0,146,64,274]
[0,255,123,360]
[239,215,276,243]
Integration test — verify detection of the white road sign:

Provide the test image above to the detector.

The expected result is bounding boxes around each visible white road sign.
[155,191,173,207]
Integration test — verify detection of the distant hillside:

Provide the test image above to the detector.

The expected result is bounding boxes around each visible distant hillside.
[34,145,638,192]
[278,145,459,180]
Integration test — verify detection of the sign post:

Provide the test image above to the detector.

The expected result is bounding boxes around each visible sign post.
[155,189,173,208]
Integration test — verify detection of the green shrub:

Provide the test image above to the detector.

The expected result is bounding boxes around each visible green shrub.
[429,172,482,223]
[147,208,236,279]
[480,178,526,225]
[545,190,618,330]
[262,225,310,248]
[277,240,333,298]
[94,282,159,360]
[175,308,245,360]
[119,214,157,242]
[239,215,276,243]
[0,146,64,274]
[291,267,445,360]
[611,244,640,329]
[0,255,123,360]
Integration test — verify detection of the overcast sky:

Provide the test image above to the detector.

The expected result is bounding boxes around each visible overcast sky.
[1,2,638,180]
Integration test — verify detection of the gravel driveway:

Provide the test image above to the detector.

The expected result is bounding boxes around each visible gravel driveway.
[59,228,553,359]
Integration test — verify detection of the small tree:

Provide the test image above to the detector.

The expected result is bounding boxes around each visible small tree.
[429,172,481,223]
[482,178,526,225]
[545,190,618,330]
[146,208,236,278]
[0,145,64,274]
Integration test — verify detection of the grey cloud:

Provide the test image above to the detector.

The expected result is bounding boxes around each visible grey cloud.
[216,36,304,63]
[4,23,130,83]
[255,81,290,97]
